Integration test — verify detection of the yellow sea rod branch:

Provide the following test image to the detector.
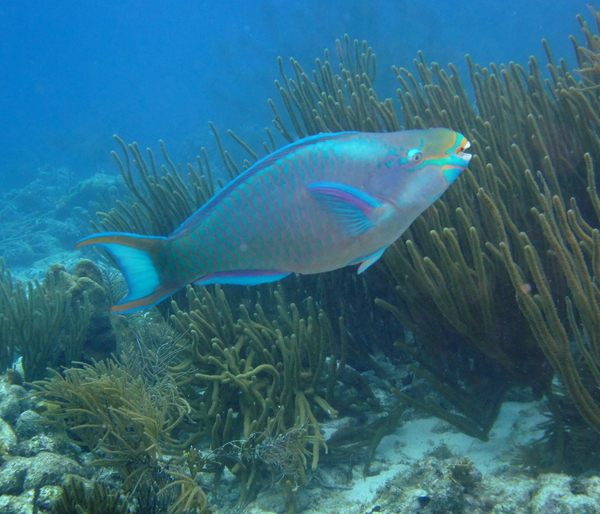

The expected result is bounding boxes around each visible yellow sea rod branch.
[567,299,600,386]
[500,214,600,432]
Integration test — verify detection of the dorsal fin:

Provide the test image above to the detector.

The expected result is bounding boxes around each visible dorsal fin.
[169,131,357,238]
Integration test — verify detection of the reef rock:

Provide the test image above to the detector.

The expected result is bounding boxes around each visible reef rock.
[0,419,17,453]
[0,457,30,496]
[15,410,52,440]
[0,485,62,514]
[0,452,82,496]
[530,474,600,514]
[0,383,30,425]
[23,451,83,490]
[15,410,81,459]
[0,493,32,514]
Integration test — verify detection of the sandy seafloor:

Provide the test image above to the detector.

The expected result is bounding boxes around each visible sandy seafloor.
[207,402,600,514]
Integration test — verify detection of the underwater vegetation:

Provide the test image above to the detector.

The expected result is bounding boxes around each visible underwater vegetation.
[254,18,600,458]
[33,355,207,514]
[54,476,130,514]
[101,23,600,429]
[3,5,599,513]
[0,258,116,381]
[167,285,379,510]
[31,284,370,513]
[380,11,600,451]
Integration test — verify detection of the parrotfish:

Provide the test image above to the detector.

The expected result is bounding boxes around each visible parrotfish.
[77,129,471,313]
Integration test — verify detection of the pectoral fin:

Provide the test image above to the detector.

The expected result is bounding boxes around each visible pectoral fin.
[307,182,388,235]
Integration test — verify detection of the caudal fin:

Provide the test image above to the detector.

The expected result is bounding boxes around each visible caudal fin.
[76,232,180,313]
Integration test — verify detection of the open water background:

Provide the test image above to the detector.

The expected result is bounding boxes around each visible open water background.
[0,0,587,191]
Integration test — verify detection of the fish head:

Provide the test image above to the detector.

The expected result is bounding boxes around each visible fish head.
[368,127,471,212]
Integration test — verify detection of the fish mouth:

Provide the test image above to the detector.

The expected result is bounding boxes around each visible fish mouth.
[456,140,472,163]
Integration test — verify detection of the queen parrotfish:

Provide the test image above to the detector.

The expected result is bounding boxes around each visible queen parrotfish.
[77,128,471,313]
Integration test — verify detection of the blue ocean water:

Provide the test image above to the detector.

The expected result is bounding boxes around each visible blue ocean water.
[0,0,586,191]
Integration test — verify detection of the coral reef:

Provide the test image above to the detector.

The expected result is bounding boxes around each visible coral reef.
[32,356,206,514]
[168,285,368,508]
[54,476,129,514]
[370,453,600,514]
[70,259,117,360]
[0,260,89,381]
[87,34,538,443]
[21,6,600,513]
[382,19,600,440]
[259,12,600,452]
[0,258,116,381]
[0,170,124,270]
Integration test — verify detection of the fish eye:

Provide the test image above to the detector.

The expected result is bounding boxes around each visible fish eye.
[412,152,423,162]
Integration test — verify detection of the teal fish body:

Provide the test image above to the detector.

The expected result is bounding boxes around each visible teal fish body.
[77,128,471,312]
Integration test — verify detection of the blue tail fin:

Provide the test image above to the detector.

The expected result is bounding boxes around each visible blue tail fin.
[76,232,180,313]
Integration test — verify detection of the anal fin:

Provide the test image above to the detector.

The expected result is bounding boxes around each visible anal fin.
[196,270,291,286]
